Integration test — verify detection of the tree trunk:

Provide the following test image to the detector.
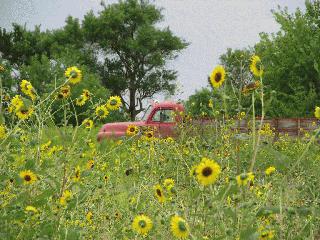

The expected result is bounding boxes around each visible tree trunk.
[129,88,136,121]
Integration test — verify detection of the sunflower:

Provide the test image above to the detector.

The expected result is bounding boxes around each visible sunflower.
[25,206,38,214]
[82,89,91,99]
[170,215,190,239]
[126,125,139,136]
[265,166,276,176]
[57,85,71,99]
[314,106,320,119]
[65,66,82,84]
[144,130,154,140]
[86,159,95,169]
[0,124,6,139]
[73,166,81,182]
[19,170,37,184]
[153,184,166,203]
[95,105,109,119]
[59,189,72,206]
[82,119,93,129]
[132,214,153,236]
[242,81,261,95]
[250,55,263,77]
[236,172,255,186]
[86,211,93,223]
[195,157,221,186]
[15,107,34,120]
[20,80,36,101]
[75,95,87,106]
[106,96,122,110]
[10,95,24,112]
[259,230,275,240]
[163,178,175,188]
[209,65,226,89]
[40,140,52,151]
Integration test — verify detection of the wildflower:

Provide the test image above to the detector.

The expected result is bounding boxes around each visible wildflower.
[106,96,122,111]
[170,215,190,239]
[163,178,175,188]
[82,119,93,129]
[236,172,254,186]
[65,66,82,84]
[250,55,263,77]
[82,89,91,99]
[195,157,221,186]
[0,64,5,72]
[103,175,108,183]
[73,166,81,182]
[86,211,93,223]
[86,160,95,169]
[126,125,139,136]
[25,206,38,214]
[20,80,36,100]
[95,105,109,119]
[209,65,226,89]
[265,166,276,176]
[19,170,37,184]
[153,184,165,203]
[144,130,154,140]
[60,190,72,206]
[15,107,34,120]
[132,214,153,236]
[0,124,6,139]
[314,106,320,119]
[57,85,71,99]
[165,137,174,143]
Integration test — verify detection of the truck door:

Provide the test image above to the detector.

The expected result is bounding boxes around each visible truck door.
[158,109,177,137]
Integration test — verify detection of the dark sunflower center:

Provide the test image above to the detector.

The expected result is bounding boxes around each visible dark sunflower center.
[24,175,31,181]
[21,109,28,114]
[76,171,80,178]
[156,189,162,197]
[240,173,247,180]
[70,70,78,78]
[138,220,146,228]
[110,99,117,106]
[130,127,135,132]
[147,133,153,138]
[202,167,213,177]
[178,221,187,232]
[214,72,222,82]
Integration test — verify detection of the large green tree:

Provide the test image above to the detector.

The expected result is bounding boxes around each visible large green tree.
[82,0,187,120]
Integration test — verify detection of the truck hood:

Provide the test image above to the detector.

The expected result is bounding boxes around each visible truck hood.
[99,121,145,133]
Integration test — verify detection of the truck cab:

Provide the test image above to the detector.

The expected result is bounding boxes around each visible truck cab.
[97,101,184,141]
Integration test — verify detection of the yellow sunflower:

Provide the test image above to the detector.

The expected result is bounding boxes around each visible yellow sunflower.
[242,81,261,95]
[75,96,86,106]
[20,80,36,101]
[65,66,82,84]
[73,166,81,182]
[250,55,263,77]
[265,166,276,176]
[132,214,153,236]
[259,230,275,240]
[195,157,221,186]
[25,205,38,214]
[59,189,72,206]
[19,170,37,184]
[144,130,154,140]
[209,65,226,89]
[10,95,24,112]
[15,107,34,120]
[170,215,190,239]
[153,184,166,203]
[236,172,255,186]
[86,211,93,223]
[86,159,95,169]
[95,105,109,119]
[314,106,320,119]
[163,178,175,188]
[82,119,93,129]
[126,124,139,136]
[82,89,91,99]
[106,96,122,110]
[57,85,71,99]
[0,124,6,139]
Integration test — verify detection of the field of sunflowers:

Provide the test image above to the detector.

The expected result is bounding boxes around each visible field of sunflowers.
[0,57,320,240]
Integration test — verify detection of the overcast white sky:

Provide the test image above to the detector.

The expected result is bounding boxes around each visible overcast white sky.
[0,0,305,100]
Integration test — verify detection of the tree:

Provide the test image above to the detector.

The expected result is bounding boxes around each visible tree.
[82,0,187,120]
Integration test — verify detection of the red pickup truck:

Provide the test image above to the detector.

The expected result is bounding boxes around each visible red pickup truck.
[97,101,184,141]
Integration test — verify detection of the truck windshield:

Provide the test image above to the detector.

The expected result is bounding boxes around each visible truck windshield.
[141,105,152,121]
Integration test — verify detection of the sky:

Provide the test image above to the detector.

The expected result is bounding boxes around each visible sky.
[0,0,305,100]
